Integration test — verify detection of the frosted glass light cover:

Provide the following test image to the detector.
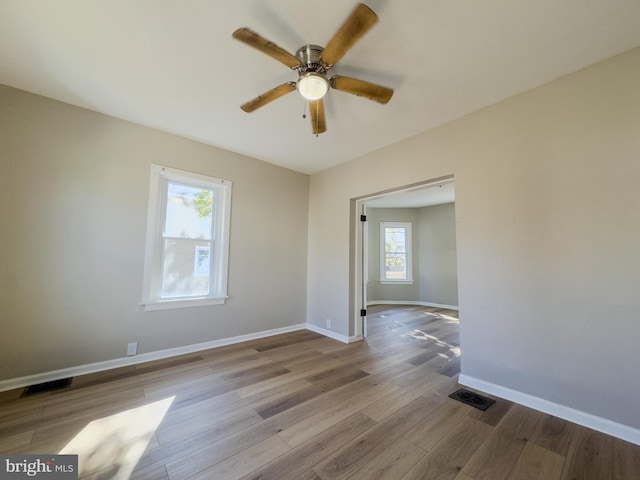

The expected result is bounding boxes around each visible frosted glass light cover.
[297,73,329,100]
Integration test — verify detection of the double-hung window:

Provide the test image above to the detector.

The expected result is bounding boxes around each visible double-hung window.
[380,222,413,283]
[142,165,232,311]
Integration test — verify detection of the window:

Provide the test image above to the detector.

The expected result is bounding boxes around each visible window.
[380,222,413,283]
[142,165,232,311]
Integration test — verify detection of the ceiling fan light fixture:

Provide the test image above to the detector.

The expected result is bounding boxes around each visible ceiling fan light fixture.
[233,4,392,135]
[297,72,329,101]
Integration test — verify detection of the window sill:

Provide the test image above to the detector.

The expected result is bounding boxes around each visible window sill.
[379,280,414,285]
[142,296,228,312]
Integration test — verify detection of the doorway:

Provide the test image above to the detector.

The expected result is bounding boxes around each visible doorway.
[351,176,458,339]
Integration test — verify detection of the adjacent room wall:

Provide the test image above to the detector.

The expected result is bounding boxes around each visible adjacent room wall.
[418,202,458,306]
[366,204,458,307]
[307,49,640,431]
[366,207,420,302]
[0,85,309,381]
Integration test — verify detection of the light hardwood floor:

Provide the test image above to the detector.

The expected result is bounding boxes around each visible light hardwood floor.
[1,305,639,479]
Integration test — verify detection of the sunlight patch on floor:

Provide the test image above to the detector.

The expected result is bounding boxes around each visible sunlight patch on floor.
[409,329,439,342]
[409,329,460,357]
[440,314,459,324]
[427,312,459,324]
[59,396,174,479]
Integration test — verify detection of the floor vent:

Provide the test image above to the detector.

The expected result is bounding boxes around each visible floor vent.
[22,378,72,397]
[449,388,495,411]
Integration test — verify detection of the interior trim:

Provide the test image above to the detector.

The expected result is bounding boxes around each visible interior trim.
[305,323,362,344]
[0,324,308,393]
[459,374,640,447]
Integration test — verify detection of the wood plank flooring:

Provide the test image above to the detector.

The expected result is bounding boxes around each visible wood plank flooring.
[1,305,639,479]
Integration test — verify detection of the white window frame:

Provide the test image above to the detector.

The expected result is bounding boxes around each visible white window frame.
[142,164,232,311]
[380,222,413,284]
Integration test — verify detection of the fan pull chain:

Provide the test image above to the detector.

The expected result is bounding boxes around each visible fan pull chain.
[316,100,320,138]
[303,101,319,137]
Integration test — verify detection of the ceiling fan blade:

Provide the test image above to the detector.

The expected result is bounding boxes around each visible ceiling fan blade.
[320,3,378,67]
[330,75,393,104]
[241,82,297,113]
[309,99,327,135]
[232,28,300,69]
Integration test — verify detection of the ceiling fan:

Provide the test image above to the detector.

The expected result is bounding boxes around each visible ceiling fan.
[232,3,394,135]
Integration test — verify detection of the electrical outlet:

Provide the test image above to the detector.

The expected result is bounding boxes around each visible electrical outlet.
[326,318,332,329]
[127,342,138,356]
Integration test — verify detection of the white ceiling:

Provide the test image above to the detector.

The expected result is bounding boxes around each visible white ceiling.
[1,1,638,175]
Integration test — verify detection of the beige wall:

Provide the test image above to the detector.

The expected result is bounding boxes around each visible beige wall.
[366,207,420,302]
[0,85,309,381]
[418,203,458,306]
[366,204,458,306]
[307,49,640,429]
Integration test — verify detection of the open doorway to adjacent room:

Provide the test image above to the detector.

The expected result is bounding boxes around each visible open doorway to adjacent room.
[351,176,458,340]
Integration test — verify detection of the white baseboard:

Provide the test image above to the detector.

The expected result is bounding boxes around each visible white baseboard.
[368,300,459,310]
[0,324,307,393]
[458,374,640,447]
[305,323,362,344]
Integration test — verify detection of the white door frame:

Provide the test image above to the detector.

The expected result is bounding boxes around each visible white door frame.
[352,175,455,339]
[353,200,367,338]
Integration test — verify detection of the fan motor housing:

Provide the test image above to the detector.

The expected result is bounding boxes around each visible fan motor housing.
[295,44,327,74]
